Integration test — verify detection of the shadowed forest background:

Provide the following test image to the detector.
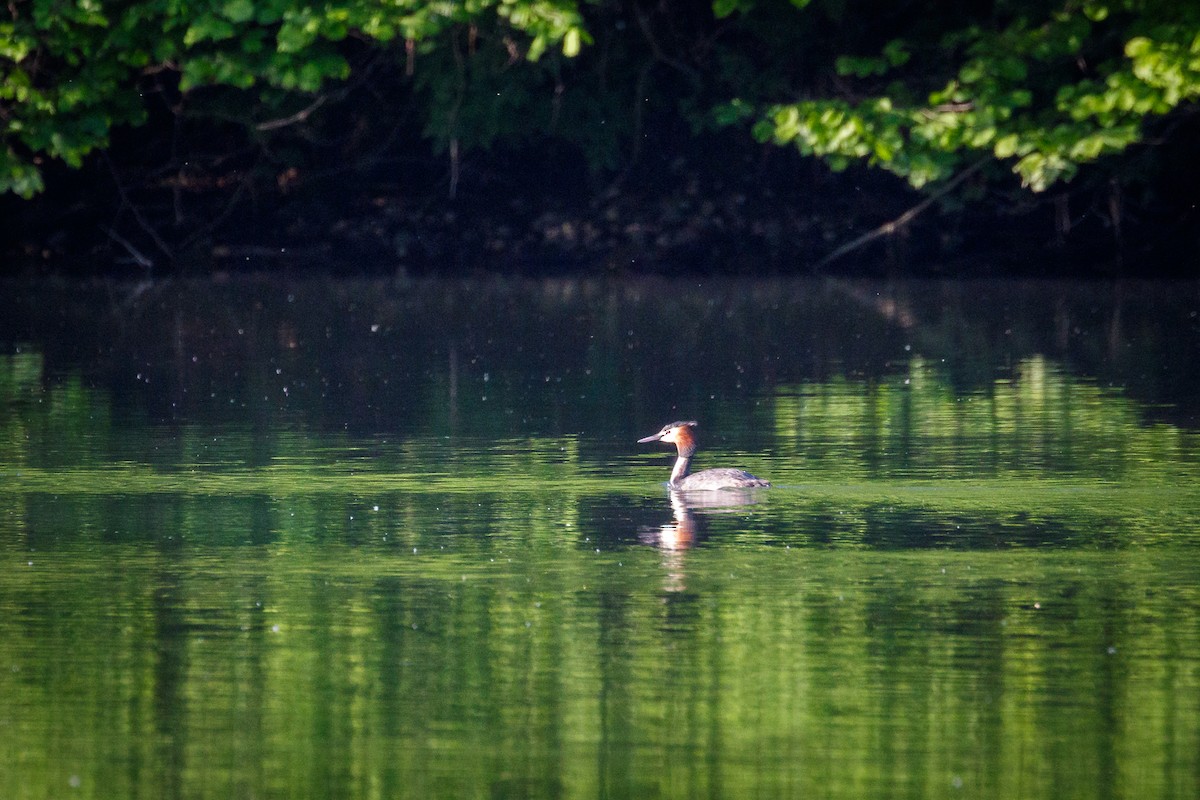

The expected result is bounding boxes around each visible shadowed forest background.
[2,0,1198,276]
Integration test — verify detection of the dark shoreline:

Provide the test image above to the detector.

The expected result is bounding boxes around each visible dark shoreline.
[5,131,1196,279]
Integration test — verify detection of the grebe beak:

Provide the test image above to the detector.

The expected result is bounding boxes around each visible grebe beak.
[638,432,665,443]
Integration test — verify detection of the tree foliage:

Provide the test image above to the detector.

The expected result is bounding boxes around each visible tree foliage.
[0,0,589,197]
[2,0,1197,236]
[722,0,1200,192]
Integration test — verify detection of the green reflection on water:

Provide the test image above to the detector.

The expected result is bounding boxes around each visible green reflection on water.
[2,281,1200,799]
[2,541,1197,799]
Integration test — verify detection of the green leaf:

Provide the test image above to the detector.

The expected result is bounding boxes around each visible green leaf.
[993,133,1020,158]
[562,27,581,57]
[997,56,1027,82]
[1125,36,1151,58]
[711,99,754,127]
[185,15,235,45]
[713,0,743,19]
[771,105,801,143]
[872,138,894,162]
[276,20,316,53]
[0,148,45,198]
[883,39,910,68]
[222,0,255,24]
[836,55,888,78]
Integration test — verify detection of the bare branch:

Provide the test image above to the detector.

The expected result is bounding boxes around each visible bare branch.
[255,95,328,131]
[99,225,153,269]
[814,157,988,270]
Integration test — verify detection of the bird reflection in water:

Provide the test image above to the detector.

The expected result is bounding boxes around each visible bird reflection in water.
[639,488,767,592]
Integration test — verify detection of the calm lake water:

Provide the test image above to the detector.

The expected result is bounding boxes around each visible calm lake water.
[2,278,1199,799]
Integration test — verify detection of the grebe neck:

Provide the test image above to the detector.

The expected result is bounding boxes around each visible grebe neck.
[669,454,692,486]
[668,432,697,486]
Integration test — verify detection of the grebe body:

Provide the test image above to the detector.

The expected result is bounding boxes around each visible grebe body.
[638,420,770,491]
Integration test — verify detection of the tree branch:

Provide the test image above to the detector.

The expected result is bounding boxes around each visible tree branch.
[255,95,328,131]
[103,152,173,266]
[814,158,988,270]
[99,225,153,269]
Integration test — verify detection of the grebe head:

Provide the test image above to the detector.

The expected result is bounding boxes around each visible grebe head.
[637,420,698,456]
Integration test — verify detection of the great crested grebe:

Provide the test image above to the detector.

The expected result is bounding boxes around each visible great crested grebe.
[638,420,770,491]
